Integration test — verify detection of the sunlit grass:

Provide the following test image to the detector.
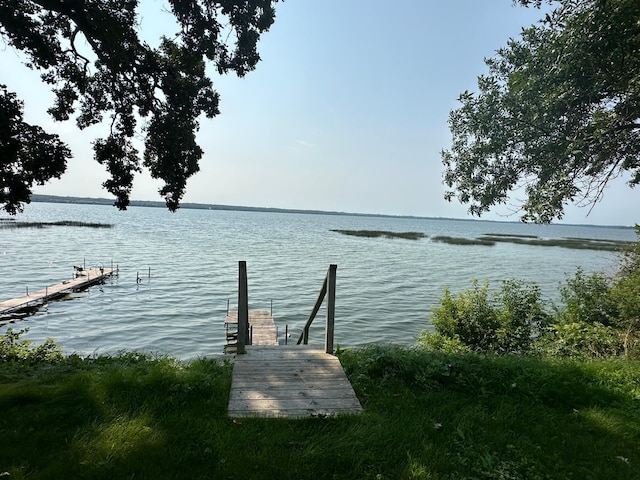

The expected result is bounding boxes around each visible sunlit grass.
[0,347,638,479]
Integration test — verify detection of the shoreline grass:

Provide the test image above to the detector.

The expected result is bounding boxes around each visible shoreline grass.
[331,229,426,240]
[1,346,638,479]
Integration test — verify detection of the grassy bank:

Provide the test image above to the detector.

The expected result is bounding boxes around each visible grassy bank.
[1,346,638,479]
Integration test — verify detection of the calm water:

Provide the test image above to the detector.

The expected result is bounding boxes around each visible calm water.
[0,202,634,360]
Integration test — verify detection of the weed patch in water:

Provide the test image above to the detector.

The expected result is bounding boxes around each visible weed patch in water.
[480,235,631,251]
[432,236,495,246]
[0,220,113,229]
[429,232,631,251]
[331,229,425,240]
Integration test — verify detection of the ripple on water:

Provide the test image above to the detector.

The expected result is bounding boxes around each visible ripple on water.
[0,203,632,359]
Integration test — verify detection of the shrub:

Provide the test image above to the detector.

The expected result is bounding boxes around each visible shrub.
[536,322,623,359]
[0,328,62,364]
[417,279,550,354]
[610,272,640,356]
[543,267,640,358]
[557,268,619,327]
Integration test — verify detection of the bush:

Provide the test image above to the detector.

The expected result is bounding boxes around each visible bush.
[0,328,62,364]
[536,322,623,358]
[543,267,640,358]
[417,279,550,354]
[556,268,619,326]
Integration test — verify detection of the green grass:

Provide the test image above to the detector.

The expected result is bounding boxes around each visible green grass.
[1,347,639,479]
[332,229,426,240]
[0,220,113,229]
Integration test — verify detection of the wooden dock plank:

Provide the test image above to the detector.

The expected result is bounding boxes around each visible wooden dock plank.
[226,309,278,346]
[0,267,116,316]
[228,346,362,418]
[229,386,360,400]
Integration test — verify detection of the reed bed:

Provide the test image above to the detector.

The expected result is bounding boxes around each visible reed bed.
[431,235,496,246]
[429,233,630,251]
[484,232,538,239]
[0,220,113,229]
[331,229,426,240]
[480,235,631,251]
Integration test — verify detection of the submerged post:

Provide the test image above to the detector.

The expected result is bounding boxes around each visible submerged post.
[325,264,337,354]
[237,261,249,354]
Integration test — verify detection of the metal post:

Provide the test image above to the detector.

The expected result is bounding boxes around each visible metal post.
[285,325,288,345]
[325,264,337,354]
[237,261,248,354]
[26,286,29,296]
[148,267,151,279]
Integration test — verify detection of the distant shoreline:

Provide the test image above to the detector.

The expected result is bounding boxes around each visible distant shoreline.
[29,194,632,229]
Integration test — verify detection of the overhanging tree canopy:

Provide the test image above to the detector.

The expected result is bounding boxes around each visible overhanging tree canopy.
[0,0,278,214]
[442,0,640,223]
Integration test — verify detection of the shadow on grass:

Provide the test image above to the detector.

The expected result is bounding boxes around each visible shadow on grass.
[0,348,638,479]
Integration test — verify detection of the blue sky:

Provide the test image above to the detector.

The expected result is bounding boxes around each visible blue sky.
[3,0,637,225]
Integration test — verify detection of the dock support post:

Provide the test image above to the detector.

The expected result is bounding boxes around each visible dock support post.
[325,264,337,354]
[237,261,249,354]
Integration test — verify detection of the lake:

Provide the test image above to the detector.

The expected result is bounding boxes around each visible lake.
[0,202,635,360]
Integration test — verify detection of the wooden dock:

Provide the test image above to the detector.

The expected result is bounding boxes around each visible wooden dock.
[225,309,278,346]
[226,262,362,418]
[228,346,362,418]
[0,267,116,318]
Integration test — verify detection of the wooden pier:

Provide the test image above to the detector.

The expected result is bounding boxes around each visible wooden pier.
[0,267,116,318]
[228,346,362,418]
[225,309,278,346]
[227,262,362,418]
